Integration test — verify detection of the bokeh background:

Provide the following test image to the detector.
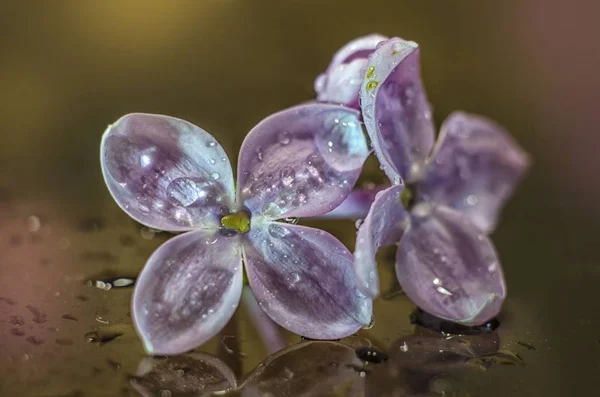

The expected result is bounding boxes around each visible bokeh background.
[1,1,598,396]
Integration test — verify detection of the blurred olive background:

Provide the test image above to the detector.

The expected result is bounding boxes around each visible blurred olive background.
[0,1,598,396]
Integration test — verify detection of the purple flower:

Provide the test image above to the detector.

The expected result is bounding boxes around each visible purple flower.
[352,37,531,324]
[100,103,372,355]
[315,34,388,109]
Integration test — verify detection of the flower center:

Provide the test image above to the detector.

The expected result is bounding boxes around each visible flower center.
[400,186,416,209]
[220,210,251,234]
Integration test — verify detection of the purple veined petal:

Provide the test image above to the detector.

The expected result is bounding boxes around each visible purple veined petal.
[395,204,506,325]
[417,112,531,233]
[132,230,243,355]
[315,34,388,108]
[100,113,235,232]
[237,103,369,219]
[354,184,409,297]
[316,183,388,219]
[360,37,436,182]
[242,223,372,339]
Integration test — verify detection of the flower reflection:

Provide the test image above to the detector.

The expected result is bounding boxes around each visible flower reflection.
[131,352,236,396]
[132,325,522,396]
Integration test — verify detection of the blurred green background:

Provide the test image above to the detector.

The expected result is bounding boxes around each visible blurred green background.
[0,1,598,396]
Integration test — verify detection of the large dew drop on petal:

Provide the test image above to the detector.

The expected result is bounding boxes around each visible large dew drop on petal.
[360,37,436,182]
[242,223,372,339]
[395,205,506,325]
[237,103,369,219]
[100,113,235,231]
[132,230,243,355]
[417,112,531,233]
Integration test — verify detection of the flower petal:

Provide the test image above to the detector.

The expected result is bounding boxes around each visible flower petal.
[315,34,388,108]
[317,184,388,219]
[417,112,531,233]
[395,204,505,325]
[360,37,435,182]
[237,103,369,219]
[242,223,372,339]
[101,113,235,232]
[132,230,243,355]
[354,184,409,297]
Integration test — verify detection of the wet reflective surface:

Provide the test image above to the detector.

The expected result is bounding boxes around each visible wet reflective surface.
[1,1,599,396]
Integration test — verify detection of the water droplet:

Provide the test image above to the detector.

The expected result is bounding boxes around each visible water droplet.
[316,113,368,172]
[268,223,290,239]
[465,194,479,206]
[356,346,389,363]
[283,217,299,225]
[355,219,364,229]
[368,271,376,280]
[140,227,156,240]
[221,157,227,162]
[26,215,41,232]
[280,167,296,186]
[256,147,264,161]
[85,329,124,345]
[209,158,216,165]
[166,178,200,207]
[210,172,220,180]
[278,131,291,145]
[205,141,217,148]
[399,342,408,352]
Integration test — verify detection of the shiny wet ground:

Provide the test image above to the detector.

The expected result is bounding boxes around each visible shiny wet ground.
[1,1,599,396]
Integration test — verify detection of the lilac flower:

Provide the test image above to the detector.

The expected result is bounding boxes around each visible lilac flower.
[100,103,372,355]
[352,37,531,324]
[315,34,388,109]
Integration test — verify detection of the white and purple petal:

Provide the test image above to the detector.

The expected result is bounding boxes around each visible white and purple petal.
[417,112,531,233]
[237,103,369,219]
[101,113,235,232]
[242,223,372,339]
[315,34,388,108]
[360,37,435,182]
[354,184,409,297]
[132,230,243,355]
[395,204,505,325]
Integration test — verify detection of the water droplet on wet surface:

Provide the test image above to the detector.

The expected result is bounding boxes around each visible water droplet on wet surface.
[26,336,44,345]
[10,315,25,325]
[85,330,124,345]
[10,328,25,336]
[210,172,220,180]
[355,346,389,363]
[205,140,217,148]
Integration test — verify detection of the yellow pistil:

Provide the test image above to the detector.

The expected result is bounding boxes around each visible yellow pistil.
[400,188,414,209]
[220,211,251,234]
